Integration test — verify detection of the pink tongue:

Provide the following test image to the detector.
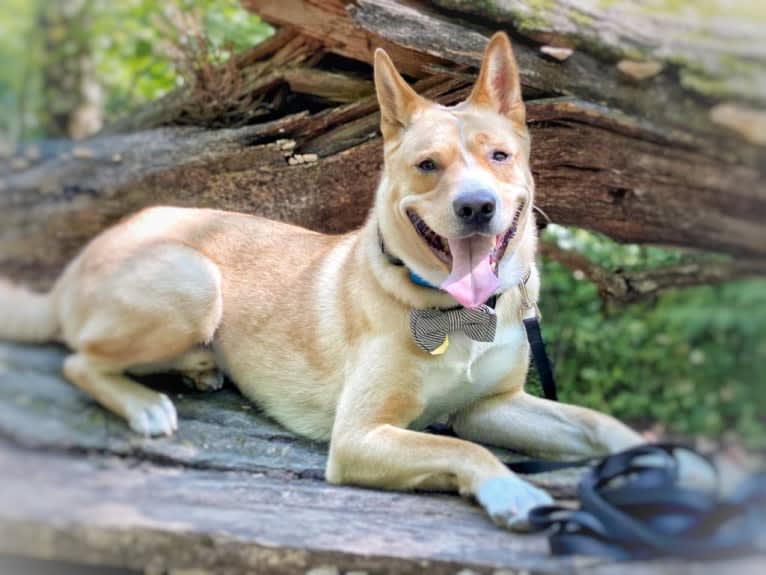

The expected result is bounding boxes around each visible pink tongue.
[441,236,499,308]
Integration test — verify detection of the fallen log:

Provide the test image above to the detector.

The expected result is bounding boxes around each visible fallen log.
[2,1,765,289]
[431,0,766,109]
[2,97,764,289]
[245,0,766,168]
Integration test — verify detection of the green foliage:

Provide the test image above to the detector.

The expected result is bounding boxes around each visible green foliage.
[533,227,766,448]
[92,0,272,122]
[0,0,43,142]
[0,0,272,141]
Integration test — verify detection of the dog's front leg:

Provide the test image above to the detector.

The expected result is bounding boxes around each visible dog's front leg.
[452,390,720,490]
[326,343,552,529]
[452,389,644,459]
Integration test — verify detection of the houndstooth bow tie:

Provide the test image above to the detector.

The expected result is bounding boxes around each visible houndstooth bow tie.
[409,304,497,355]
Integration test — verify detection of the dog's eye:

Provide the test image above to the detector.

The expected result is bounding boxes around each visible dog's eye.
[491,150,510,163]
[417,159,438,172]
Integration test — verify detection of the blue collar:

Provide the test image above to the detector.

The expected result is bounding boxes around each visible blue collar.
[408,270,438,289]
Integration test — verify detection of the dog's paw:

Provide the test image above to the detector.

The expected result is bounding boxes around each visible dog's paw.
[126,392,178,437]
[476,475,554,532]
[181,369,225,392]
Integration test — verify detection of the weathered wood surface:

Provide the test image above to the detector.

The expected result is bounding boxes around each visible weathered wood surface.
[430,0,766,107]
[2,96,764,289]
[0,342,579,575]
[0,342,582,495]
[0,341,762,574]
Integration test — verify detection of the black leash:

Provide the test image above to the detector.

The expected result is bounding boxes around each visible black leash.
[525,443,766,560]
[523,315,557,401]
[517,277,558,402]
[426,429,766,559]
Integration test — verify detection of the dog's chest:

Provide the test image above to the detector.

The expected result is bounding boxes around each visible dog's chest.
[411,319,527,428]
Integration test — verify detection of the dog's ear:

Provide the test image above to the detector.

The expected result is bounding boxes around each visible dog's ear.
[374,48,426,137]
[467,32,525,124]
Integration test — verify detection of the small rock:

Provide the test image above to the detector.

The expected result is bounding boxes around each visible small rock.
[72,146,95,159]
[540,45,573,61]
[617,59,663,80]
[277,138,296,152]
[710,103,766,146]
[305,567,339,575]
[10,157,29,171]
[111,153,122,163]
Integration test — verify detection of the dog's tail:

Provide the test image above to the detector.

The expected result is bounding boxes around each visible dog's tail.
[0,279,58,343]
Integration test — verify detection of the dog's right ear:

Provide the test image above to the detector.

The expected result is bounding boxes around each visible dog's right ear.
[374,48,426,137]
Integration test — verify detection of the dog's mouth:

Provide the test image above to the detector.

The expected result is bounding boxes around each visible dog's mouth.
[407,203,524,274]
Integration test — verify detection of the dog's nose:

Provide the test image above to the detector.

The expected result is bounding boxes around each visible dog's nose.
[453,190,496,226]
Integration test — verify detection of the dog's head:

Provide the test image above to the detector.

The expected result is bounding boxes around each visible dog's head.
[374,32,535,308]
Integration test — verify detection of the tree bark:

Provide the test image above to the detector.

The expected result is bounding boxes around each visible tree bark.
[2,97,764,289]
[2,2,765,287]
[431,0,766,108]
[539,241,766,308]
[244,0,766,168]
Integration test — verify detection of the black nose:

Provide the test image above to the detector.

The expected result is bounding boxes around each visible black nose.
[453,190,496,226]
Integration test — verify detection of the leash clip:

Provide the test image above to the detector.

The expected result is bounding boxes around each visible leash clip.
[519,280,541,321]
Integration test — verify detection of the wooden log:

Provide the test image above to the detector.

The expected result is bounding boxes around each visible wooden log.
[430,0,766,108]
[1,98,764,288]
[5,441,761,575]
[0,341,759,573]
[240,0,452,79]
[102,29,373,134]
[243,0,766,169]
[0,341,582,495]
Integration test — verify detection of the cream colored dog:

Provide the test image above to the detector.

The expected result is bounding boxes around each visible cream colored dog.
[0,33,644,528]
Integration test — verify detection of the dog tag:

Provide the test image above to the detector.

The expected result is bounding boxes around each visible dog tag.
[430,335,449,355]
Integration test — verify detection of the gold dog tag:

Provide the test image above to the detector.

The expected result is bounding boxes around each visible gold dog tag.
[430,335,449,355]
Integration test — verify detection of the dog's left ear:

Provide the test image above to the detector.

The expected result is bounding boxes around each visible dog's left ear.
[468,32,525,124]
[374,48,427,138]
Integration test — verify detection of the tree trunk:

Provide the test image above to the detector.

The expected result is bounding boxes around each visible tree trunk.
[39,0,102,139]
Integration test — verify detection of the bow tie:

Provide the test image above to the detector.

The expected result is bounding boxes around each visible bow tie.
[409,304,497,355]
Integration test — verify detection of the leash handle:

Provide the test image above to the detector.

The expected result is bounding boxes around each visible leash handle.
[527,444,766,561]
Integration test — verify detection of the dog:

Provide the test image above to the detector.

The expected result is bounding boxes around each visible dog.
[0,33,645,529]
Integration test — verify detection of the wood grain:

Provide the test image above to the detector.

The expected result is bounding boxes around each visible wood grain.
[2,98,764,289]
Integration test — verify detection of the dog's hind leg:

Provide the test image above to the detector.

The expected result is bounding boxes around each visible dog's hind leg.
[174,348,225,392]
[59,243,223,435]
[129,347,224,392]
